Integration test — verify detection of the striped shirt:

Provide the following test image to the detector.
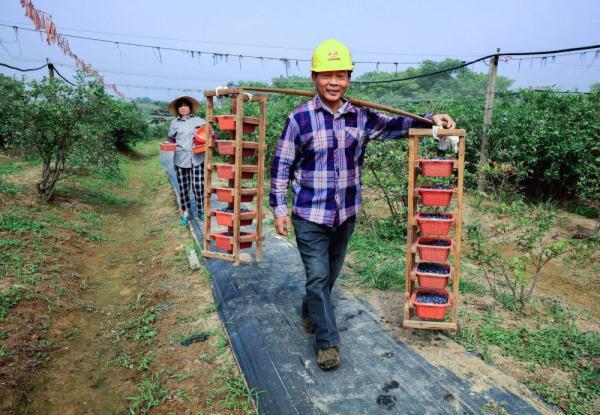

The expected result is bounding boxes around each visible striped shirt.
[168,115,205,168]
[269,95,432,227]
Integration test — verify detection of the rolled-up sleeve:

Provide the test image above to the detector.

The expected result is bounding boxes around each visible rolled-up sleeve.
[365,108,433,141]
[269,116,299,218]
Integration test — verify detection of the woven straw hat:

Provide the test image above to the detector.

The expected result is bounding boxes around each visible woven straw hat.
[168,95,200,115]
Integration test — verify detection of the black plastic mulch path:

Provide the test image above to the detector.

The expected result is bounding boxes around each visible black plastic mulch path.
[160,152,545,415]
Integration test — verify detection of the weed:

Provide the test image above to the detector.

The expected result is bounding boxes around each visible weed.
[0,285,27,321]
[137,354,154,372]
[0,177,24,195]
[199,354,216,362]
[454,310,600,414]
[348,226,405,290]
[126,373,168,414]
[169,372,194,382]
[217,374,262,413]
[0,345,14,358]
[458,279,486,294]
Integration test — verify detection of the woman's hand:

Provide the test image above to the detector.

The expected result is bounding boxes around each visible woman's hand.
[432,114,456,129]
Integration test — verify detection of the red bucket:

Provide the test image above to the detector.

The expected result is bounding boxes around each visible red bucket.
[159,142,176,152]
[211,231,255,251]
[419,159,455,177]
[417,185,455,207]
[415,212,454,236]
[411,288,452,320]
[216,115,256,133]
[214,164,256,180]
[214,187,256,203]
[214,210,256,227]
[414,263,451,289]
[215,140,256,157]
[416,237,453,262]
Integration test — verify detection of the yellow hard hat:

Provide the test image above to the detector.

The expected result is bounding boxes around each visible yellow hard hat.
[311,39,354,72]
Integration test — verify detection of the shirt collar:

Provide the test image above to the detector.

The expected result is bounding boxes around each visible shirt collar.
[177,114,195,121]
[313,95,354,117]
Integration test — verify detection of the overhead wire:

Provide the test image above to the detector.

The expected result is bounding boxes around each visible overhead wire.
[0,23,427,67]
[0,20,484,58]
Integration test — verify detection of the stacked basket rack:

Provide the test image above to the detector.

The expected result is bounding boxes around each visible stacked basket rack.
[403,128,466,332]
[201,88,268,265]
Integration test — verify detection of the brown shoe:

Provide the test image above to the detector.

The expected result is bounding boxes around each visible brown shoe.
[302,313,315,334]
[317,347,340,371]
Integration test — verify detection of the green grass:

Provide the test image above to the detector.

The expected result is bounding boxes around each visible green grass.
[347,217,406,290]
[454,308,600,415]
[126,373,169,415]
[217,374,262,413]
[0,177,25,195]
[0,285,28,321]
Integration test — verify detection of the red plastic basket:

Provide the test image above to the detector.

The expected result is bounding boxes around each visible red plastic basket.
[192,144,206,154]
[411,288,452,320]
[416,237,453,261]
[214,210,256,227]
[159,142,176,152]
[417,185,456,207]
[215,140,256,157]
[414,263,452,289]
[216,115,256,133]
[211,231,255,251]
[415,212,454,236]
[214,164,256,180]
[419,159,455,177]
[214,187,256,203]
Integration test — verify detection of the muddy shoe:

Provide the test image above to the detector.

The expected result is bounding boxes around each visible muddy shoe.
[317,347,340,371]
[302,313,315,334]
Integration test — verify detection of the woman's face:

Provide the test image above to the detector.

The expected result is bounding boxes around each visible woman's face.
[177,103,191,117]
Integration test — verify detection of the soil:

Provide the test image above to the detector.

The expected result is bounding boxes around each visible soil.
[0,147,249,414]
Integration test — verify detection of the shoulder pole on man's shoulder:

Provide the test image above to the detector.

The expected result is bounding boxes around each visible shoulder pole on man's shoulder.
[244,86,433,125]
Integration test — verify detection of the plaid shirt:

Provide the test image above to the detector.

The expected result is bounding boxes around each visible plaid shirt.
[270,95,432,227]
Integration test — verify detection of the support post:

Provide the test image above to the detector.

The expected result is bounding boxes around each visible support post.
[47,59,54,79]
[477,49,499,192]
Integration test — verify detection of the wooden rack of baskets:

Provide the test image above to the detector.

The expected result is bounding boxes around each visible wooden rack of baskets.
[402,128,466,332]
[201,88,267,265]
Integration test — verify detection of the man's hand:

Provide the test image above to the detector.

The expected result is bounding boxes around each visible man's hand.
[432,114,456,129]
[274,215,292,236]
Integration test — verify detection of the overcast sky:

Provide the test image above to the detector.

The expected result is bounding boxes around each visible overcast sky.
[0,0,598,100]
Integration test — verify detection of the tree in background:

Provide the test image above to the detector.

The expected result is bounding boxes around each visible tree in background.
[0,74,26,149]
[2,74,147,201]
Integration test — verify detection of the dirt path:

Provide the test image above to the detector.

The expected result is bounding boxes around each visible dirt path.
[2,145,252,414]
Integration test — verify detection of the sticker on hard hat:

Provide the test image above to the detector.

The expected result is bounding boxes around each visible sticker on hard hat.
[327,51,341,61]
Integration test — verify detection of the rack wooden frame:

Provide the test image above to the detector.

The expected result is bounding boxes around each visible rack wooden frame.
[402,128,466,332]
[201,88,267,265]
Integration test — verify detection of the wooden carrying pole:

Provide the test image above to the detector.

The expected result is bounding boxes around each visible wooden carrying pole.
[244,87,434,125]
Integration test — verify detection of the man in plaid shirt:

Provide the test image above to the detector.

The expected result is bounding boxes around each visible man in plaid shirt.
[269,39,456,370]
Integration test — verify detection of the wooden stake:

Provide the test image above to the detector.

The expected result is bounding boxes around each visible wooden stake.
[233,92,244,266]
[255,95,268,261]
[478,49,499,192]
[203,97,214,254]
[403,134,418,323]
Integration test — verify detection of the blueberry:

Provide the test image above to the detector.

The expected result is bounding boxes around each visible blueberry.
[416,293,448,304]
[420,239,451,247]
[417,263,449,274]
[219,206,250,213]
[222,231,249,237]
[419,213,451,220]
